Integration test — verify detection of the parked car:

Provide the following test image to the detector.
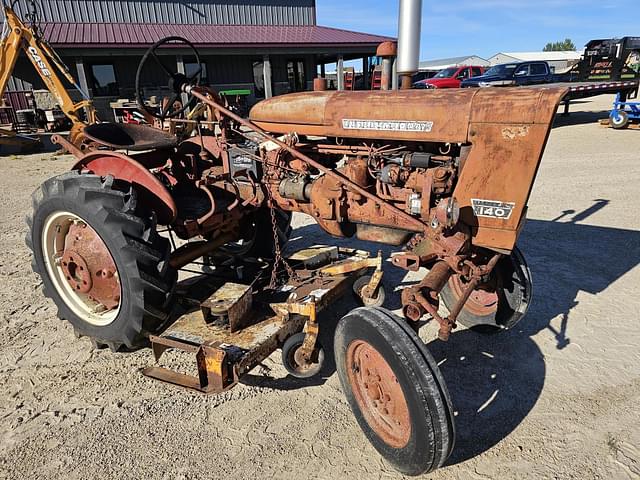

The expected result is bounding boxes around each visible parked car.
[461,61,555,88]
[414,65,486,89]
[412,71,437,83]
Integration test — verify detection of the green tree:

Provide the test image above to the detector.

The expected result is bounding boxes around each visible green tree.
[543,39,577,51]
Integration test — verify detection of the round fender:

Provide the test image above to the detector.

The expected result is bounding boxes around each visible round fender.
[73,152,177,224]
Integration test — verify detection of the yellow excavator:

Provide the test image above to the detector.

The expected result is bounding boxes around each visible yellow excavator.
[0,0,96,150]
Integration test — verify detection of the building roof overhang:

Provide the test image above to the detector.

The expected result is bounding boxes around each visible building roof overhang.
[42,22,395,50]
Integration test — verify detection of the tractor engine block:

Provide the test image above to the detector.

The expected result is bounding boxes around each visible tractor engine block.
[265,142,464,249]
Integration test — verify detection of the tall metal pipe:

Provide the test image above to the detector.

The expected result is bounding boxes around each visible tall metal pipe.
[381,58,393,90]
[396,0,422,88]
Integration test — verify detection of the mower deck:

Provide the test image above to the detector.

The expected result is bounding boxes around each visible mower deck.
[143,246,383,393]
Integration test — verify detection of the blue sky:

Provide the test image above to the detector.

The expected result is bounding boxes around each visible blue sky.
[316,0,639,60]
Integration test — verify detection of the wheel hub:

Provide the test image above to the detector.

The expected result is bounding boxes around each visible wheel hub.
[42,211,121,326]
[346,340,411,448]
[449,274,498,316]
[293,347,315,372]
[60,249,92,293]
[60,222,120,310]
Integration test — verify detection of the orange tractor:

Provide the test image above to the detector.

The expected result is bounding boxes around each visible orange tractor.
[27,37,567,475]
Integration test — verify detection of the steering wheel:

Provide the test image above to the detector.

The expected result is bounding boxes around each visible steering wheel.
[135,36,202,120]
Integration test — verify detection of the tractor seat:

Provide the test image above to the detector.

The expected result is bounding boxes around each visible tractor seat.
[83,123,177,151]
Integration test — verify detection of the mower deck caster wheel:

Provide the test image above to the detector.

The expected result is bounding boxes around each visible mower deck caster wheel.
[281,332,325,379]
[353,275,386,307]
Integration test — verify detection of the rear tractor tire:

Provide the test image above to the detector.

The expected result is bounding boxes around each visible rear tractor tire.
[26,171,177,351]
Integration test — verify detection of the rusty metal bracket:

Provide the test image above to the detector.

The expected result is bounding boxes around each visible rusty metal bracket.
[401,254,503,341]
[143,335,237,393]
[271,297,319,362]
[299,300,319,362]
[362,267,384,300]
[401,260,453,338]
[201,282,253,332]
[437,253,502,340]
[319,249,382,276]
[391,252,421,272]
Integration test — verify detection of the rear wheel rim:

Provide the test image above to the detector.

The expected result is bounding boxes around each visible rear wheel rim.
[448,274,498,317]
[346,340,411,448]
[41,211,121,326]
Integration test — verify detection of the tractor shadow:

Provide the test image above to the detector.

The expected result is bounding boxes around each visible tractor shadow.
[432,199,640,466]
[284,201,640,464]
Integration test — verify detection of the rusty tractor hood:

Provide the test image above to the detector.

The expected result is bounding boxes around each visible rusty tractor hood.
[250,87,569,144]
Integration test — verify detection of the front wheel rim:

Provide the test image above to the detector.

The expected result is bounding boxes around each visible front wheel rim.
[346,340,411,448]
[41,211,121,326]
[448,274,499,317]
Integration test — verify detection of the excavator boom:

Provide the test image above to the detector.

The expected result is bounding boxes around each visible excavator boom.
[0,4,95,147]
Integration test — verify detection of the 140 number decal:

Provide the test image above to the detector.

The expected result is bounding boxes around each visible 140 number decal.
[471,199,516,220]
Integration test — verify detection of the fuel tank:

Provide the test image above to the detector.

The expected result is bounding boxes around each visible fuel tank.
[249,87,569,145]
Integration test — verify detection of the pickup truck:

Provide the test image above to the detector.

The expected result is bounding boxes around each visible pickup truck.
[413,65,486,88]
[459,59,639,116]
[461,61,556,87]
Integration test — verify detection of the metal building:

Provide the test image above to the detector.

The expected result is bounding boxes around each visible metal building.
[488,51,582,72]
[418,55,490,73]
[7,0,318,25]
[4,0,392,119]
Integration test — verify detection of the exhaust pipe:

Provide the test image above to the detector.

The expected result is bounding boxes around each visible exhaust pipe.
[397,0,423,89]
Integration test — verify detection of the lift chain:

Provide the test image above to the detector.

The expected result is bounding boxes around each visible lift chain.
[265,180,298,289]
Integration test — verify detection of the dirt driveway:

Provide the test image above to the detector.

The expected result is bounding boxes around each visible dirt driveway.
[0,94,638,479]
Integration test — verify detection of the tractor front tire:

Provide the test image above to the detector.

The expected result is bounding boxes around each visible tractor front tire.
[26,171,177,351]
[335,307,455,476]
[440,246,532,333]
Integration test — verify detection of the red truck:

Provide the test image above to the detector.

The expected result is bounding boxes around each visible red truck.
[413,65,486,89]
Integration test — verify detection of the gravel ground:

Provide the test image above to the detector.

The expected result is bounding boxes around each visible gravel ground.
[0,94,638,479]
